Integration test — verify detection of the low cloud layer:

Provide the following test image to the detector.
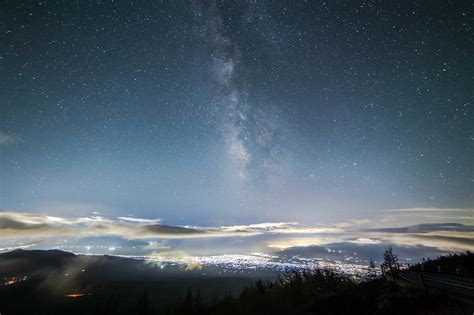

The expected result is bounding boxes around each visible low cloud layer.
[0,210,340,240]
[369,223,474,234]
[0,210,229,239]
[0,208,473,256]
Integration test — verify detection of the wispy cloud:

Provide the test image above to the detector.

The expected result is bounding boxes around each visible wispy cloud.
[0,210,319,240]
[268,237,342,250]
[1,209,472,254]
[349,238,382,245]
[266,219,474,252]
[0,210,209,239]
[377,207,474,227]
[369,223,474,234]
[118,217,162,224]
[0,208,344,243]
[221,222,342,234]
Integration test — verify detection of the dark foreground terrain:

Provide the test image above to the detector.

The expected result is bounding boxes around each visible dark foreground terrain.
[0,250,472,314]
[0,249,260,314]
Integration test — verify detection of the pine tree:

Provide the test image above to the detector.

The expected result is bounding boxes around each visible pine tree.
[383,246,398,272]
[367,258,378,280]
[136,289,152,315]
[183,288,194,314]
[194,289,203,314]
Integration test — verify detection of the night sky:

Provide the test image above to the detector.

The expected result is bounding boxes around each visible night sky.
[0,1,472,258]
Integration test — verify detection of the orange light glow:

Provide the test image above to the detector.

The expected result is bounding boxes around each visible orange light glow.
[65,293,90,298]
[5,279,17,285]
[3,276,27,286]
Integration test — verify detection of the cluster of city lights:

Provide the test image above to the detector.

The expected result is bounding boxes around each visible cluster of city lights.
[3,276,28,286]
[144,253,376,276]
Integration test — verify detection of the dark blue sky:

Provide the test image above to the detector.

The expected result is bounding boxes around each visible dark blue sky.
[0,0,472,242]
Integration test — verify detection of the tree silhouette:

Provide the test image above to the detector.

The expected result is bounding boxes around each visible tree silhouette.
[194,289,203,314]
[135,289,153,315]
[367,258,378,280]
[183,288,194,314]
[383,246,398,272]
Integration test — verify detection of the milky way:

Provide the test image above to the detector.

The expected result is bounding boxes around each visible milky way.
[197,1,285,187]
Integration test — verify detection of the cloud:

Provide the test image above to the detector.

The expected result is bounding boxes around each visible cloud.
[144,241,170,251]
[0,210,210,240]
[379,208,474,225]
[335,219,371,228]
[369,223,474,234]
[366,232,474,252]
[349,238,382,245]
[0,209,344,246]
[185,262,204,271]
[374,207,474,228]
[221,222,297,232]
[268,237,342,250]
[412,233,474,248]
[220,222,343,234]
[265,222,474,252]
[0,243,36,252]
[145,250,203,271]
[1,209,472,254]
[1,210,317,240]
[118,217,162,224]
[141,224,206,236]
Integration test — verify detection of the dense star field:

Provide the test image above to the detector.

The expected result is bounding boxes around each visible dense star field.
[0,1,472,264]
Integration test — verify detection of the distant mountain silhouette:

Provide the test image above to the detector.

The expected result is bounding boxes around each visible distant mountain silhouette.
[0,249,76,275]
[369,222,474,233]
